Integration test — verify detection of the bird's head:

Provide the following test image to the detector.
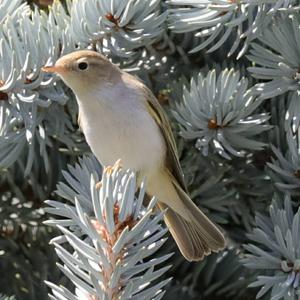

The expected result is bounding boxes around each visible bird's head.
[42,50,119,95]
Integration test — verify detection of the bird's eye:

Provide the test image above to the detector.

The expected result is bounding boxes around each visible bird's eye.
[78,62,88,70]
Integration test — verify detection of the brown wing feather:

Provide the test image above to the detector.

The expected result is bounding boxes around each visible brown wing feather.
[142,86,187,192]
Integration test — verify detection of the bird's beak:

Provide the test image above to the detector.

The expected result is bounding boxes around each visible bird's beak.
[41,65,65,74]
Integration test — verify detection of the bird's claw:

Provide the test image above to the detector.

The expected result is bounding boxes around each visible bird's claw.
[95,159,123,190]
[103,159,123,175]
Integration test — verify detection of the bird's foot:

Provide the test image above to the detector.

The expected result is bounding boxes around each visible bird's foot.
[103,159,123,175]
[95,159,123,190]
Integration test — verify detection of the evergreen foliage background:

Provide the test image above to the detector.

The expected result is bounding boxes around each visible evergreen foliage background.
[0,0,300,299]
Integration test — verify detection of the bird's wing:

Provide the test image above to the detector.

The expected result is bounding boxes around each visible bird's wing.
[142,85,188,192]
[78,109,83,131]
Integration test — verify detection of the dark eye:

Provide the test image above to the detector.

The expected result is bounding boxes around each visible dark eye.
[78,62,88,70]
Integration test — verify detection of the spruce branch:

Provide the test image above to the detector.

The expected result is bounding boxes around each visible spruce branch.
[2,1,300,299]
[268,128,300,195]
[70,0,167,57]
[45,156,171,300]
[0,0,28,24]
[0,145,70,299]
[179,149,235,225]
[168,0,297,58]
[0,1,76,174]
[168,249,256,300]
[248,13,300,100]
[225,155,274,235]
[0,295,16,300]
[242,194,300,299]
[286,92,300,132]
[0,207,62,300]
[173,68,271,159]
[248,12,300,135]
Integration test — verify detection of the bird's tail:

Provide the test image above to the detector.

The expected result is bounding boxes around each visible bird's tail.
[157,176,225,261]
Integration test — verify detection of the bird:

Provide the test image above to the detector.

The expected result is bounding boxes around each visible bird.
[42,50,225,261]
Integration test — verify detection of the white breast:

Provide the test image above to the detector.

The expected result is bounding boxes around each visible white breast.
[76,79,166,173]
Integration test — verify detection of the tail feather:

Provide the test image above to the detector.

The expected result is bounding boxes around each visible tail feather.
[147,170,225,261]
[159,201,224,261]
[158,178,225,261]
[159,203,202,260]
[173,181,225,250]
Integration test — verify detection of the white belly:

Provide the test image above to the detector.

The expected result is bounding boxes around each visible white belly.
[77,87,166,173]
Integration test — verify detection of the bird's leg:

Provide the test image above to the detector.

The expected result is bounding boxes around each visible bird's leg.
[95,159,123,190]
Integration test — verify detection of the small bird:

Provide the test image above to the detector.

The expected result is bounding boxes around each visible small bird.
[42,50,225,261]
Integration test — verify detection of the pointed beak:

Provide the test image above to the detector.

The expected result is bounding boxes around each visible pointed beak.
[41,65,65,74]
